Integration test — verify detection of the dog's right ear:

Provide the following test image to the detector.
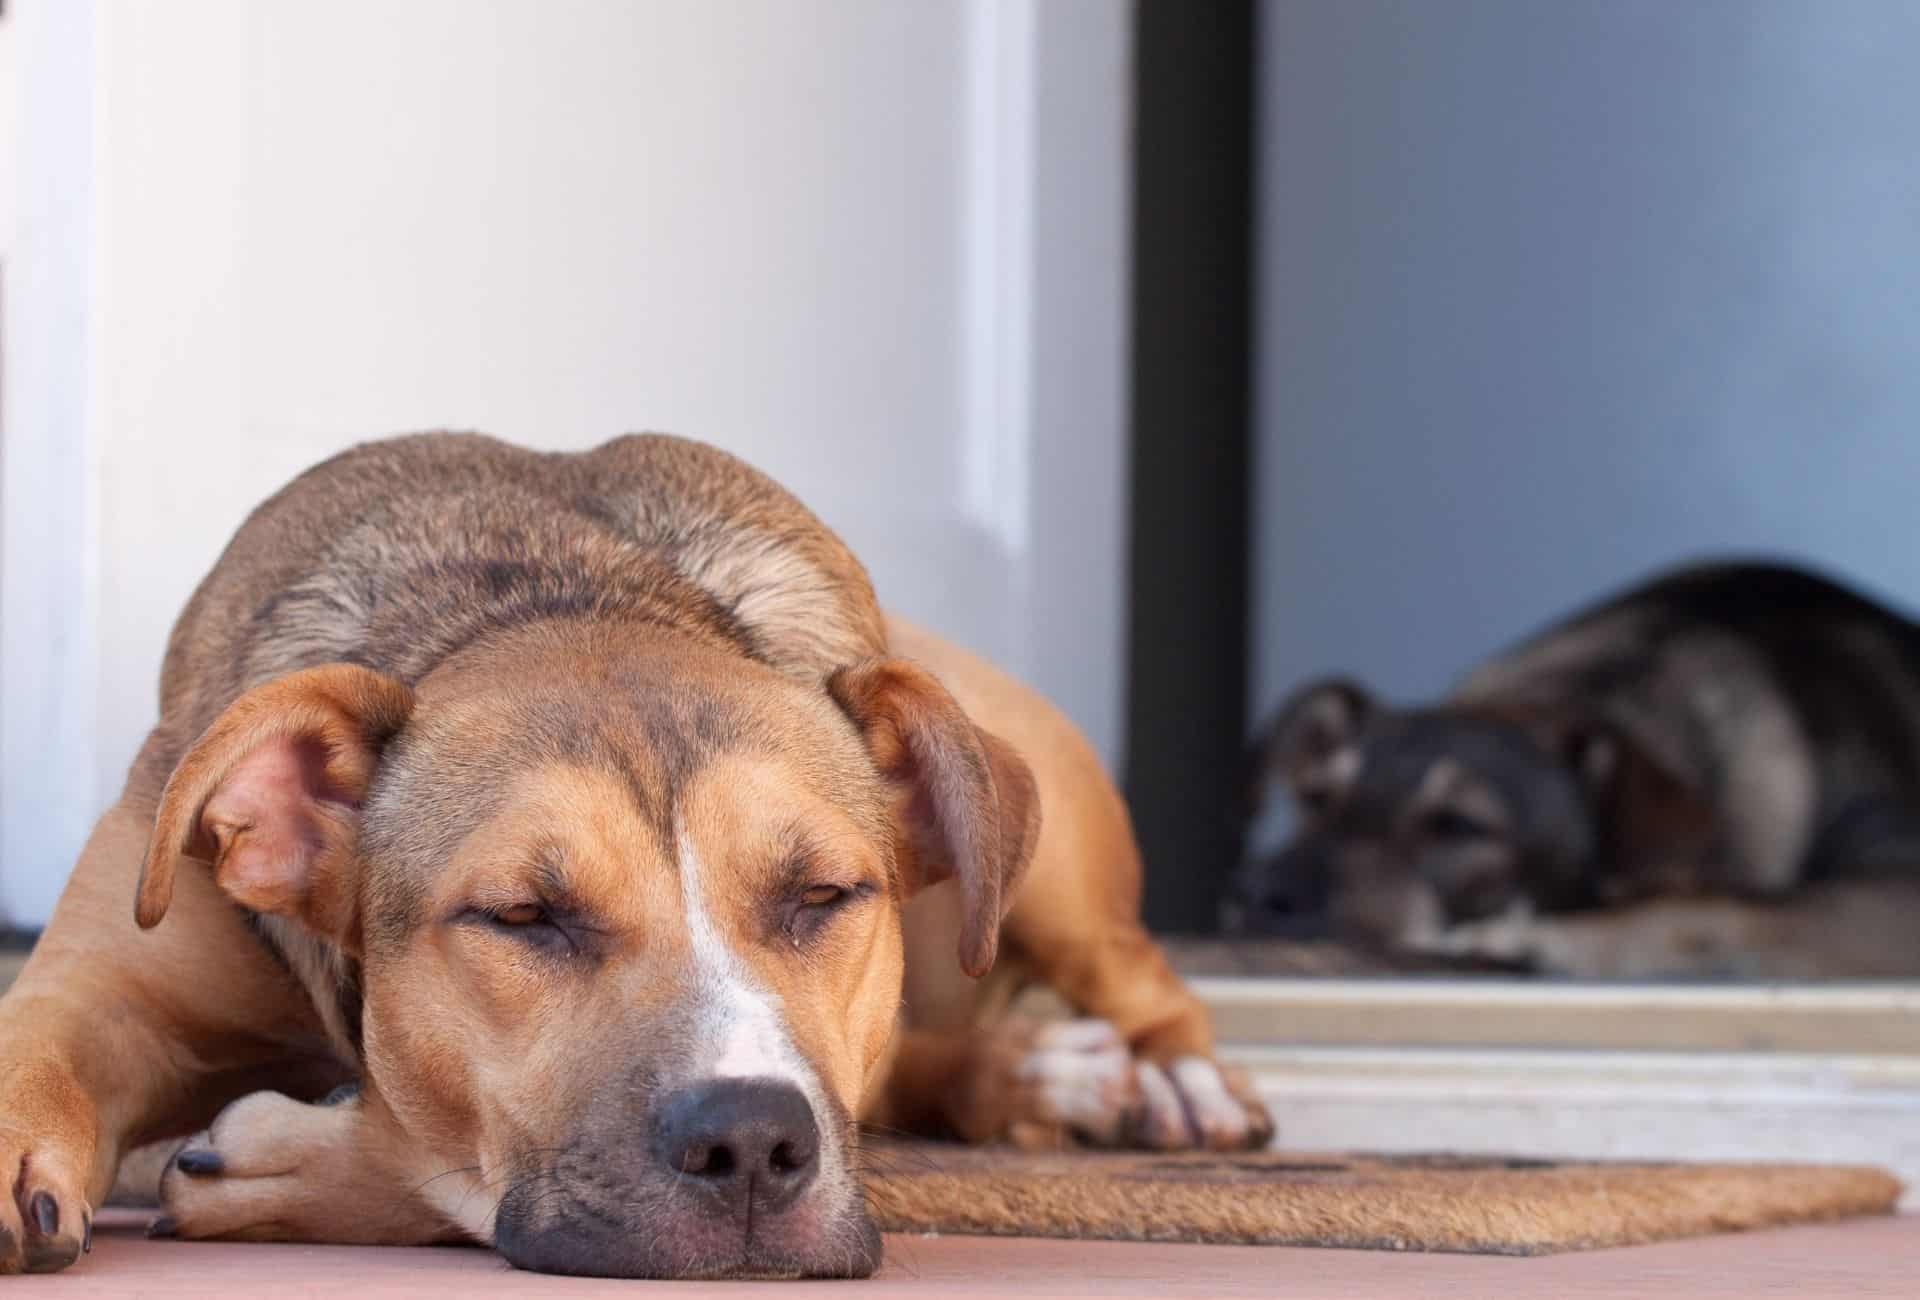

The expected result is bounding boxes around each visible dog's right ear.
[135,664,414,951]
[1249,678,1376,816]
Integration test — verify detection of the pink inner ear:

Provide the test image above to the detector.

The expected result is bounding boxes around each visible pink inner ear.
[201,736,347,917]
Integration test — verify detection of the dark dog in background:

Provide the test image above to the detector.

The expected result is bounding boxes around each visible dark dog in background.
[1233,561,1920,977]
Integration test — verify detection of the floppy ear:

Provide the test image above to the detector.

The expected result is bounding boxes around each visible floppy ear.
[135,664,415,951]
[828,659,1040,979]
[1249,678,1376,816]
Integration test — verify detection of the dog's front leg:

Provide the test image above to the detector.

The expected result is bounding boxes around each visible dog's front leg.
[156,1084,466,1246]
[0,801,326,1273]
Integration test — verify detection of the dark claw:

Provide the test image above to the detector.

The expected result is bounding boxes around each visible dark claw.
[29,1191,57,1236]
[146,1215,177,1240]
[82,1213,92,1254]
[174,1149,225,1176]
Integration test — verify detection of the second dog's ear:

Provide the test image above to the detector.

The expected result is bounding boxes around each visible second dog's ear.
[136,664,415,952]
[829,659,1040,979]
[1249,678,1376,816]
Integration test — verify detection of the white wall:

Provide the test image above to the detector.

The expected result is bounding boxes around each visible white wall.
[2,0,100,930]
[2,0,1132,925]
[1254,0,1920,723]
[0,1,16,253]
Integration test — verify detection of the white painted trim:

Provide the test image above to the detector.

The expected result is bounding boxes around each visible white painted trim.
[2,0,100,927]
[1203,977,1920,1012]
[961,0,1037,577]
[1227,1043,1920,1209]
[1194,976,1920,1052]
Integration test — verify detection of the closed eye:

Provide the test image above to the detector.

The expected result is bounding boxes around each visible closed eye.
[460,902,576,954]
[782,881,873,946]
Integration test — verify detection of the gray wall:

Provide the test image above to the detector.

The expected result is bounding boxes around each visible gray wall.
[1253,0,1920,724]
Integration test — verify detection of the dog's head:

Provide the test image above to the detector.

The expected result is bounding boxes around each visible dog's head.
[1230,678,1707,949]
[133,627,1037,1278]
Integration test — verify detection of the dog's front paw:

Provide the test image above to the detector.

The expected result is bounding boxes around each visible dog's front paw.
[0,1064,99,1274]
[159,1086,462,1247]
[1129,1055,1274,1152]
[0,1125,92,1274]
[1009,1018,1139,1146]
[157,1087,360,1243]
[1008,1019,1274,1152]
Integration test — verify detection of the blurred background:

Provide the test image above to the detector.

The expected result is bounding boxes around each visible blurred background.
[6,1,1920,951]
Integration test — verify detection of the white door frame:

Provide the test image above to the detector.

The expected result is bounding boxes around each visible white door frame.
[2,0,100,926]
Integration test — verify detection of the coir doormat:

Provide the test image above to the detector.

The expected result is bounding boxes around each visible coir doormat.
[860,1142,1901,1256]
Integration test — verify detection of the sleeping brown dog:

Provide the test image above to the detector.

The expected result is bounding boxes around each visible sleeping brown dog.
[0,433,1268,1279]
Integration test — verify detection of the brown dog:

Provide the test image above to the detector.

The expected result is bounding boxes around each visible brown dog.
[0,433,1268,1278]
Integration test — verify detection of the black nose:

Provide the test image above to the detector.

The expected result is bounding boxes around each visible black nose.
[651,1078,820,1216]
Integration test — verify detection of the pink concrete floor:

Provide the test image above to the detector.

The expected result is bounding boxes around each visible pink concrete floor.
[1,1209,1911,1297]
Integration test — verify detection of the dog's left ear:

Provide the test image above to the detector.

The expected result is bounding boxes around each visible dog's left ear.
[829,659,1040,979]
[135,664,415,952]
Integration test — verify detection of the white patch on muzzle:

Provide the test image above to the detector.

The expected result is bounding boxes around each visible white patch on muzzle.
[675,830,831,1110]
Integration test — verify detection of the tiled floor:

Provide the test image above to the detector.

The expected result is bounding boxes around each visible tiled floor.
[4,1210,1911,1297]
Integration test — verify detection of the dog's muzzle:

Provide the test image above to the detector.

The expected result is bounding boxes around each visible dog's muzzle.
[491,1075,881,1279]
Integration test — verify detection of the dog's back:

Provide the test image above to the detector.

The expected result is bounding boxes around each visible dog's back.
[1458,560,1920,891]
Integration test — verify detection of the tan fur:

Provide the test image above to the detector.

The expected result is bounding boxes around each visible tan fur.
[0,433,1264,1277]
[872,617,1271,1149]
